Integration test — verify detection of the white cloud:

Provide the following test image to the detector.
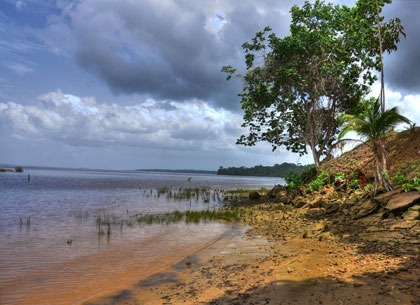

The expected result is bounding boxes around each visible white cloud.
[0,90,244,151]
[3,61,33,75]
[15,1,24,10]
[370,83,420,125]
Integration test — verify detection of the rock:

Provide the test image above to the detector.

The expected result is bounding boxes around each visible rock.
[390,220,418,229]
[334,177,347,191]
[318,232,334,241]
[385,192,420,212]
[354,200,379,219]
[294,197,307,208]
[304,208,326,219]
[372,189,403,206]
[267,185,285,198]
[249,191,261,200]
[402,208,420,221]
[353,282,364,287]
[185,261,192,268]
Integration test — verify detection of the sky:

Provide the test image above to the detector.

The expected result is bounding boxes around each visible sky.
[0,0,419,170]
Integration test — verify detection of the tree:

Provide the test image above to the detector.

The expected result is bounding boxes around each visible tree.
[339,98,411,191]
[351,0,406,112]
[222,0,405,172]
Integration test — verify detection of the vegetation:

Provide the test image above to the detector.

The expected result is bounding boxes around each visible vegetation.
[402,177,420,193]
[136,169,216,174]
[15,166,24,172]
[222,0,404,172]
[0,168,14,172]
[95,209,243,230]
[217,163,310,177]
[339,98,411,191]
[225,188,269,195]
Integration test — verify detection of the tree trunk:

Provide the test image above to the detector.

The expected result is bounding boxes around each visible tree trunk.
[310,142,321,172]
[374,140,393,192]
[375,0,386,113]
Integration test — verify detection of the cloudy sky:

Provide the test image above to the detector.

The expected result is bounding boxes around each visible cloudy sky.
[0,0,419,170]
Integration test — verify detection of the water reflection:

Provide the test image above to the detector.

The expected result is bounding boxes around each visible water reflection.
[0,169,284,304]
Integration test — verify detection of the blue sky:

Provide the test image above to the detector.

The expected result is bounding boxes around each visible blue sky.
[0,0,419,170]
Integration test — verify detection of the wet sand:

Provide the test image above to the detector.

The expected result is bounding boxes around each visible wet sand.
[85,208,420,305]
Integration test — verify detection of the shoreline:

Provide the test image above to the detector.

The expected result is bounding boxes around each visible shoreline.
[85,188,420,305]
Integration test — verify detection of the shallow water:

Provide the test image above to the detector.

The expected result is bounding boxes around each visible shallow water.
[0,168,284,304]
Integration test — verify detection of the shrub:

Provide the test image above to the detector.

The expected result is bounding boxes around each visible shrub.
[402,177,420,192]
[308,171,327,191]
[349,179,359,189]
[392,172,406,187]
[15,166,24,172]
[335,172,345,180]
[364,184,373,192]
[301,166,317,184]
[351,170,360,180]
[284,171,302,188]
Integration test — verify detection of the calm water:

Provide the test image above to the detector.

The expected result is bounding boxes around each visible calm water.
[0,168,284,304]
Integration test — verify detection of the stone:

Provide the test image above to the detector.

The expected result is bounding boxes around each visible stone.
[385,192,420,212]
[334,177,347,191]
[249,191,261,200]
[294,197,307,208]
[318,232,334,241]
[402,208,420,221]
[390,220,419,230]
[354,200,379,219]
[267,185,285,198]
[304,208,326,218]
[372,189,403,206]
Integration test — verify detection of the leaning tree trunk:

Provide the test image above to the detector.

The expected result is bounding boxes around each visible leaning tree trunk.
[309,141,321,172]
[374,140,393,192]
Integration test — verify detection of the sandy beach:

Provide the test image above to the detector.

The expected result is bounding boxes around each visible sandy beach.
[86,198,420,305]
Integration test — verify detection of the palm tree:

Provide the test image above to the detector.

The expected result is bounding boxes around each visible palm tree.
[339,98,411,191]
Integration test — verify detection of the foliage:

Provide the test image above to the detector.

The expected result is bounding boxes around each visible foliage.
[222,0,405,171]
[301,166,317,184]
[308,171,330,191]
[402,177,420,192]
[339,98,411,191]
[407,122,417,134]
[15,166,24,172]
[349,179,359,189]
[364,183,374,192]
[392,172,406,187]
[284,172,303,188]
[335,172,345,180]
[351,170,360,180]
[217,162,310,178]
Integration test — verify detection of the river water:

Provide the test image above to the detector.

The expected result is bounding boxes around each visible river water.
[0,168,284,304]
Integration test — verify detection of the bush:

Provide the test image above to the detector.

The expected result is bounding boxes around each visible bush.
[335,172,345,180]
[348,179,359,189]
[402,177,420,192]
[392,172,406,187]
[301,166,317,184]
[364,184,373,192]
[15,166,24,172]
[308,171,327,191]
[284,171,302,188]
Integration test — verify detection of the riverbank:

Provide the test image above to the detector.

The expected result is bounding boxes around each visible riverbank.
[88,186,420,304]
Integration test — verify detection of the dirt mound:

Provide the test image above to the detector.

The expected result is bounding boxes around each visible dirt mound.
[321,127,420,181]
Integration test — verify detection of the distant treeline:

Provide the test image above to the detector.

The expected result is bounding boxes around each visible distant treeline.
[136,169,217,175]
[217,163,311,177]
